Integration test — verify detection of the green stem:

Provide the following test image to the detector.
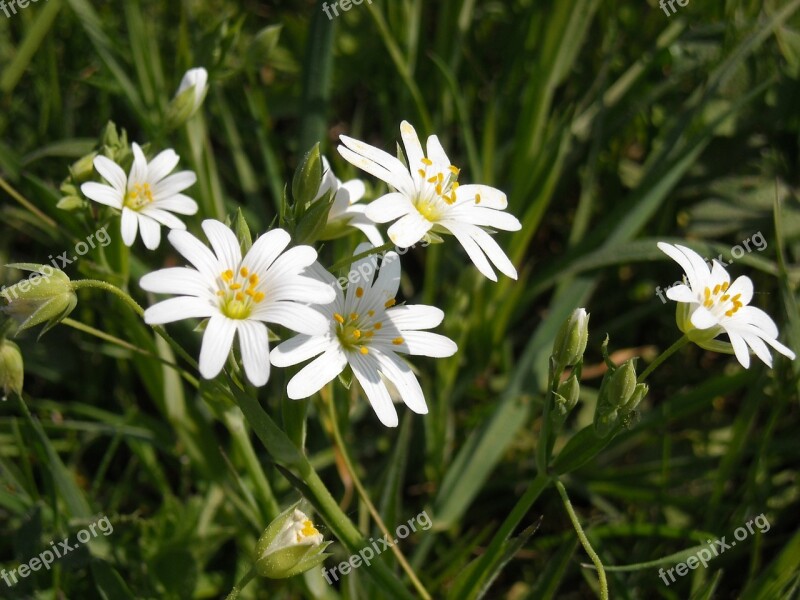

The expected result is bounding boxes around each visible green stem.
[225,566,256,600]
[554,479,608,600]
[72,279,144,317]
[328,241,395,273]
[637,334,689,383]
[0,175,58,230]
[325,388,432,600]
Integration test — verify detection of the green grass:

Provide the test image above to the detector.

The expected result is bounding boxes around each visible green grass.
[1,0,799,598]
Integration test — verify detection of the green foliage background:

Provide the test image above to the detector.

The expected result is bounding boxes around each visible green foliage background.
[1,0,799,598]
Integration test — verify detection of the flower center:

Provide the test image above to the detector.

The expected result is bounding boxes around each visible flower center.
[413,157,462,222]
[125,182,154,210]
[332,290,403,354]
[216,267,265,320]
[297,519,319,543]
[702,281,743,317]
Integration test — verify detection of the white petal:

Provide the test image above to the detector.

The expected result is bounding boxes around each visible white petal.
[690,306,718,330]
[444,222,496,281]
[93,156,127,193]
[400,121,425,167]
[242,229,292,275]
[372,251,401,300]
[152,194,198,215]
[351,220,386,247]
[140,267,214,298]
[741,332,773,368]
[374,351,427,414]
[120,207,139,247]
[202,219,242,271]
[252,301,329,335]
[386,305,444,331]
[350,351,398,427]
[733,306,778,338]
[388,211,431,248]
[340,179,366,204]
[469,226,518,280]
[449,206,522,231]
[727,275,754,305]
[365,193,414,224]
[140,207,187,230]
[337,144,414,197]
[269,275,338,304]
[138,214,162,250]
[454,184,507,210]
[286,346,347,399]
[129,143,148,184]
[270,334,333,367]
[238,320,271,386]
[345,242,380,305]
[727,330,751,369]
[147,149,180,183]
[390,331,458,358]
[657,242,703,292]
[339,134,412,184]
[425,135,451,166]
[760,335,796,361]
[710,260,730,287]
[168,229,221,280]
[265,246,319,281]
[143,296,215,324]
[665,284,696,303]
[153,171,197,200]
[81,182,122,208]
[675,244,712,288]
[199,316,237,379]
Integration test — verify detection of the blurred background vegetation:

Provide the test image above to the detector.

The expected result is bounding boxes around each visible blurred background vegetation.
[1,0,799,598]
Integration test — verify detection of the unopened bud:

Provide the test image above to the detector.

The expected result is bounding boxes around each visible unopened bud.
[605,359,637,409]
[550,374,580,429]
[552,308,589,369]
[166,68,209,129]
[69,152,98,184]
[0,340,23,398]
[0,265,77,336]
[254,504,330,579]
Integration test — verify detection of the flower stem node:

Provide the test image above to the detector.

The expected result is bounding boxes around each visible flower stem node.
[0,339,23,398]
[254,503,331,579]
[552,308,589,371]
[0,264,77,337]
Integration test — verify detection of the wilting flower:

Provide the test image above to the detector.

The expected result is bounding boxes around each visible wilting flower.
[140,220,335,386]
[254,504,330,579]
[81,143,198,250]
[0,264,77,335]
[337,121,521,281]
[271,244,457,427]
[658,242,796,368]
[315,157,383,246]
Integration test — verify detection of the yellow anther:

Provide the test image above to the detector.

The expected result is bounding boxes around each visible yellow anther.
[216,290,225,297]
[253,292,265,303]
[374,322,382,330]
[385,298,396,308]
[356,287,364,298]
[245,289,254,297]
[713,284,721,295]
[427,175,438,184]
[222,270,234,282]
[418,169,426,177]
[452,181,460,191]
[301,519,319,538]
[249,274,259,285]
[360,346,369,355]
[732,294,741,302]
[240,267,249,277]
[437,173,443,183]
[367,310,375,317]
[235,292,244,301]
[436,184,443,195]
[334,313,345,324]
[421,157,433,166]
[475,193,481,204]
[721,294,730,301]
[353,330,362,339]
[725,309,735,317]
[349,313,359,321]
[230,283,242,290]
[449,165,460,175]
[392,337,404,345]
[722,281,730,291]
[364,331,374,338]
[704,287,711,299]
[704,300,713,308]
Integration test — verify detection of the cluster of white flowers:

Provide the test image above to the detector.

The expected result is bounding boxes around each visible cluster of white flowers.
[76,71,794,424]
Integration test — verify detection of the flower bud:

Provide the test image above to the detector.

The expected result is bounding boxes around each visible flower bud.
[0,264,77,336]
[291,144,331,245]
[552,308,589,369]
[69,152,98,184]
[620,382,648,413]
[550,374,580,428]
[605,359,637,409]
[593,359,640,438]
[0,340,23,398]
[166,68,209,129]
[254,504,330,579]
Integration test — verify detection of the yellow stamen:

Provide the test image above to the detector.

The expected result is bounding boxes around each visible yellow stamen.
[475,193,481,204]
[435,184,443,195]
[427,175,438,184]
[449,165,460,175]
[392,337,404,345]
[249,274,259,285]
[216,290,225,297]
[713,284,721,295]
[356,287,364,298]
[349,313,359,321]
[353,330,362,339]
[385,298,396,308]
[301,519,319,538]
[222,270,234,282]
[418,169,426,177]
[360,346,369,355]
[704,287,711,299]
[722,281,730,291]
[253,292,265,303]
[374,322,382,330]
[240,267,249,277]
[334,313,345,324]
[230,283,242,290]
[421,157,433,166]
[235,292,244,301]
[367,310,375,317]
[721,294,730,301]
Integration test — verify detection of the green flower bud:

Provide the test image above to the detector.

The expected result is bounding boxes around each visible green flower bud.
[166,68,209,129]
[292,143,324,216]
[254,503,330,579]
[57,196,86,211]
[247,25,282,68]
[550,374,580,429]
[605,359,637,409]
[69,152,98,184]
[1,264,77,336]
[0,340,23,398]
[552,308,589,369]
[620,382,648,413]
[291,144,330,245]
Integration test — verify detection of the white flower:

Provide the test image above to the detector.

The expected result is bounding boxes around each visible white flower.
[658,242,796,368]
[315,157,383,246]
[263,509,324,554]
[81,143,198,250]
[175,67,209,115]
[337,121,521,281]
[140,220,336,386]
[271,244,458,427]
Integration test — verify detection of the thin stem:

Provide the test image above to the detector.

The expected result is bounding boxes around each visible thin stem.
[325,388,432,600]
[328,242,395,272]
[0,175,58,230]
[637,334,689,383]
[71,279,144,317]
[225,566,256,600]
[554,479,608,600]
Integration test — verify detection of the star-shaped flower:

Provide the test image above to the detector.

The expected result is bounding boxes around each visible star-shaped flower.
[658,242,795,368]
[81,143,198,250]
[140,220,335,386]
[337,121,521,281]
[271,244,458,427]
